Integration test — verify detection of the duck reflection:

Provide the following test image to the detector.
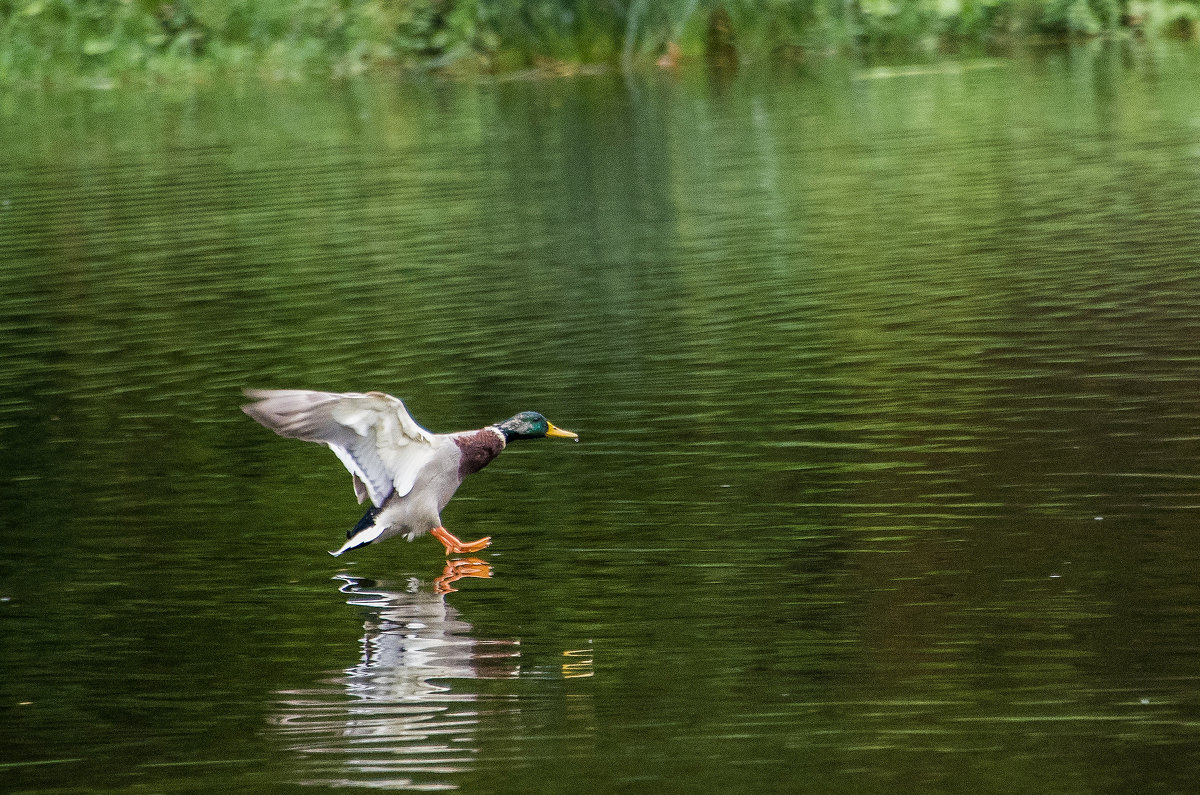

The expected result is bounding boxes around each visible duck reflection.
[274,563,520,789]
[433,557,492,595]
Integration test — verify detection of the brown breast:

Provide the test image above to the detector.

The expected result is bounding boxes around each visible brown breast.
[454,429,505,479]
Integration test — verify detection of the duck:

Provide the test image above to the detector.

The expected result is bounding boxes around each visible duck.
[242,389,578,556]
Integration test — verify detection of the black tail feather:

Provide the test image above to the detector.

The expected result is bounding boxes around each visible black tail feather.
[349,506,379,539]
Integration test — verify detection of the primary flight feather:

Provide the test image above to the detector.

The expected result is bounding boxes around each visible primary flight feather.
[242,389,578,556]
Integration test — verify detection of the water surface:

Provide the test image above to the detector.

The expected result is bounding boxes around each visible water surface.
[4,45,1200,791]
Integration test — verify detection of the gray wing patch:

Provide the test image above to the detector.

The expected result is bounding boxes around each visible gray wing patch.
[351,474,370,505]
[329,444,394,507]
[242,389,436,509]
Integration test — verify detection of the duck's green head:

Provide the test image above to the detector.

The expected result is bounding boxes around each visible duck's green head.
[495,411,578,442]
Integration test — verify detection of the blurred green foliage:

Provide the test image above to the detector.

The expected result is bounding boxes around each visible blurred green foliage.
[1,0,1198,82]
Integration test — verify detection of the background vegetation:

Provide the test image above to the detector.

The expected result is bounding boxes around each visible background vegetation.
[1,0,1199,83]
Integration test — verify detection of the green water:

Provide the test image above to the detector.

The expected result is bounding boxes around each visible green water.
[5,46,1200,791]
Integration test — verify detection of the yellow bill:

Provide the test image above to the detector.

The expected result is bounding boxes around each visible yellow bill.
[546,422,579,440]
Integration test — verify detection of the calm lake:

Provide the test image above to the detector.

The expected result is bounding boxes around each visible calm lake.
[5,43,1200,791]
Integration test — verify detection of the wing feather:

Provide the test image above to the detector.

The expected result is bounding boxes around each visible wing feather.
[242,389,437,507]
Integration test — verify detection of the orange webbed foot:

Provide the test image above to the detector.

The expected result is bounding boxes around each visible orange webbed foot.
[430,525,492,556]
[434,557,492,594]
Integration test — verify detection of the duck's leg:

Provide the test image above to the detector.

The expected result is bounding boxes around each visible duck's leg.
[434,557,492,594]
[430,526,491,555]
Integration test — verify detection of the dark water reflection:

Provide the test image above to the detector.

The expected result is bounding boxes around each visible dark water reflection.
[5,44,1200,790]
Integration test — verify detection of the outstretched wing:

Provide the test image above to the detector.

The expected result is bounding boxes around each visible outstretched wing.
[241,389,437,507]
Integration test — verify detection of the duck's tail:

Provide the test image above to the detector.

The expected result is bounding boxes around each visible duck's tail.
[329,506,385,557]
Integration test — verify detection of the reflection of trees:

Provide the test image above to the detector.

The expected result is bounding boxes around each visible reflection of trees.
[272,572,520,789]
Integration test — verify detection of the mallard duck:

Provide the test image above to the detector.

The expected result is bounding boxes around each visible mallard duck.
[242,389,578,556]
